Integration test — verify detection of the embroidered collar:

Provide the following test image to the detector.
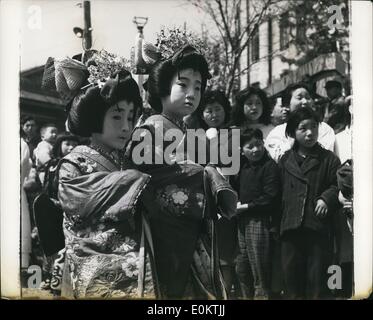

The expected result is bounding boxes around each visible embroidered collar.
[161,113,187,132]
[89,143,124,170]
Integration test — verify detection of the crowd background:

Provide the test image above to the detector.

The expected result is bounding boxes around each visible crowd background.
[20,57,353,298]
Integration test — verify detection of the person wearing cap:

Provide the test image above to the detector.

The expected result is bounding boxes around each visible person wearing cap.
[324,80,351,134]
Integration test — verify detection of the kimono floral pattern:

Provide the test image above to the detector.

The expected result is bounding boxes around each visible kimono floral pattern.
[155,184,205,217]
[66,150,98,174]
[57,145,155,299]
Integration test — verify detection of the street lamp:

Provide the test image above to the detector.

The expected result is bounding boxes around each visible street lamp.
[133,16,148,74]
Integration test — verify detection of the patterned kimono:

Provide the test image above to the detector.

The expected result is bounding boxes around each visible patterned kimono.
[57,145,156,299]
[127,114,237,299]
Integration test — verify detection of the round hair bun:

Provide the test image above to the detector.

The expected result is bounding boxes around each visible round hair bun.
[171,45,211,79]
[67,86,104,137]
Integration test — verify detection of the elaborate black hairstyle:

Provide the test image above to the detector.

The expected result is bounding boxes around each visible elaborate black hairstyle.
[190,89,231,130]
[146,45,211,112]
[231,86,271,126]
[285,106,320,139]
[52,132,80,158]
[67,70,142,137]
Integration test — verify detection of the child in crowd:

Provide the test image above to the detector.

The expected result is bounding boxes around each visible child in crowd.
[34,123,58,183]
[186,89,231,130]
[265,83,335,162]
[231,87,274,139]
[231,128,280,299]
[37,132,80,292]
[278,107,340,299]
[42,132,80,200]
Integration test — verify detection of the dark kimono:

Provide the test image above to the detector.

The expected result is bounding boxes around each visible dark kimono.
[127,114,237,299]
[57,145,156,299]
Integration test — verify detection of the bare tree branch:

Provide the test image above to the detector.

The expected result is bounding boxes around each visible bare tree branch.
[214,0,234,47]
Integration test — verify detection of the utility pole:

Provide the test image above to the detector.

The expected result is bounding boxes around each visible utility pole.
[246,0,250,87]
[73,1,93,61]
[83,1,92,51]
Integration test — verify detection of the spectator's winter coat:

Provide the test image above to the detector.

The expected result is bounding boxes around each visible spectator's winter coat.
[278,144,340,235]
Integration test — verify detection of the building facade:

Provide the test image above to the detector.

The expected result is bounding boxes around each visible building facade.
[239,0,350,100]
[20,66,67,131]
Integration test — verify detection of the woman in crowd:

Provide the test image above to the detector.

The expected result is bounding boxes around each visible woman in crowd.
[265,83,335,163]
[231,87,274,140]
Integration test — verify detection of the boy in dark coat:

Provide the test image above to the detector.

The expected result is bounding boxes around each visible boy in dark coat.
[278,107,340,299]
[231,128,280,299]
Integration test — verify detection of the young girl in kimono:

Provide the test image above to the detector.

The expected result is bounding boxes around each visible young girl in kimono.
[128,45,237,299]
[56,69,156,299]
[278,107,340,299]
[184,90,238,297]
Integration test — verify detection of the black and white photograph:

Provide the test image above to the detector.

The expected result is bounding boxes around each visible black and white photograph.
[0,0,372,303]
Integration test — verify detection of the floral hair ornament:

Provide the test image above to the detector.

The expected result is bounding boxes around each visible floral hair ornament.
[171,44,212,80]
[140,26,211,78]
[99,70,133,105]
[41,50,132,104]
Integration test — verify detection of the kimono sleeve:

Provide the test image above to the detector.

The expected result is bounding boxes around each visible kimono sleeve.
[58,161,151,226]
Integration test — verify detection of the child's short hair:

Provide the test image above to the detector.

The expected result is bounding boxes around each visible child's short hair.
[285,107,320,138]
[282,82,310,107]
[52,132,80,158]
[40,123,57,136]
[231,87,271,126]
[191,90,231,129]
[240,128,263,147]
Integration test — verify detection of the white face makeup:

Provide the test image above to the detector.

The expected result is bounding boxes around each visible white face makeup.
[91,100,134,151]
[161,68,202,120]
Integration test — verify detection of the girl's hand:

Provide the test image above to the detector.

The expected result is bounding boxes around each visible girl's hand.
[315,199,328,219]
[236,202,248,215]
